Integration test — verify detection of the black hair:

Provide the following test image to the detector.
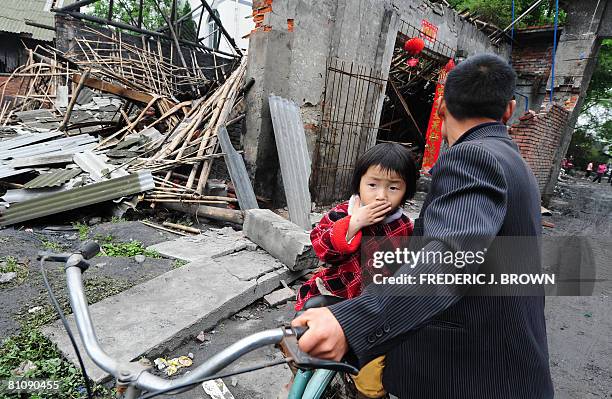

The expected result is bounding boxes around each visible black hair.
[350,143,418,202]
[444,53,516,121]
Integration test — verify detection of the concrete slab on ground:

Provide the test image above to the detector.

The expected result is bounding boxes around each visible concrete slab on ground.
[147,228,250,262]
[42,249,307,383]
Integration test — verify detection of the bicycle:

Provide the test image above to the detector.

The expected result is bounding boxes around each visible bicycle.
[37,241,358,399]
[286,296,373,399]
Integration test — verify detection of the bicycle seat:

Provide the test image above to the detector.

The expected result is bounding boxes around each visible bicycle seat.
[302,295,345,310]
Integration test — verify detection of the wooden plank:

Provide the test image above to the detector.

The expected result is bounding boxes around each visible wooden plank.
[72,74,153,104]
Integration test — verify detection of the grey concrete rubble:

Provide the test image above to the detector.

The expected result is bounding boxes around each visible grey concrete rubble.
[264,287,295,307]
[0,272,17,284]
[243,209,318,271]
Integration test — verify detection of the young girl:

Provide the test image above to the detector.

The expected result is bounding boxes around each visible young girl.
[294,143,417,398]
[296,142,417,310]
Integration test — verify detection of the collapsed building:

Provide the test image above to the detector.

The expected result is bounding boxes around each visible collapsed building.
[0,0,610,228]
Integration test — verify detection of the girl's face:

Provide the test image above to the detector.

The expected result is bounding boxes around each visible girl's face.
[358,165,407,211]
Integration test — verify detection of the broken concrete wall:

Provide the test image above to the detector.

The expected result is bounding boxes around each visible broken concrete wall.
[244,0,511,205]
[509,105,570,192]
[244,0,399,205]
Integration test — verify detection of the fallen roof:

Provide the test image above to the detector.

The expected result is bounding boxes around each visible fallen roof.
[0,0,75,42]
[0,170,155,226]
[23,167,82,188]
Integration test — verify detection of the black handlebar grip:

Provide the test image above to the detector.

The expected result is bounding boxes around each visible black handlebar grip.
[78,241,100,260]
[292,326,309,338]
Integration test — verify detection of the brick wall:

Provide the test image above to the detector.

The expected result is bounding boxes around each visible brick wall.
[251,0,293,33]
[509,104,570,191]
[0,75,32,105]
[511,43,553,79]
[252,0,273,32]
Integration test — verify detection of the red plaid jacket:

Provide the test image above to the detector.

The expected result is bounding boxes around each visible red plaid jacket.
[295,201,413,311]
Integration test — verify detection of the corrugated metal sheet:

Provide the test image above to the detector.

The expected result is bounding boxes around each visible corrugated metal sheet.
[217,126,258,210]
[23,168,82,188]
[0,165,32,179]
[1,0,55,41]
[0,131,63,151]
[0,170,155,226]
[73,151,129,182]
[9,153,74,168]
[268,95,312,230]
[0,134,97,160]
[0,0,74,41]
[1,186,66,204]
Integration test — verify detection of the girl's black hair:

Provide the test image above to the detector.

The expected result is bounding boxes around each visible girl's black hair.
[350,143,419,202]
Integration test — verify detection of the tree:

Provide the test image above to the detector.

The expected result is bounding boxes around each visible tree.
[447,0,566,28]
[178,2,198,42]
[568,40,612,168]
[90,0,196,34]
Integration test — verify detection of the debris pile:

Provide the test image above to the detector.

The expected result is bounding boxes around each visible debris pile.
[0,27,250,227]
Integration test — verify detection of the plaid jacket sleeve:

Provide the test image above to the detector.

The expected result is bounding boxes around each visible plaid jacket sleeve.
[310,203,362,265]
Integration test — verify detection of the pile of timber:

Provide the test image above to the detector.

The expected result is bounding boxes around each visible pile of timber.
[0,27,249,226]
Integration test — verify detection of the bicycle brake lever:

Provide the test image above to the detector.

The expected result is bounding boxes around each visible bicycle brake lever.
[279,326,359,375]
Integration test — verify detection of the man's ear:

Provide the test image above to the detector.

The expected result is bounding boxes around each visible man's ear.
[502,99,517,124]
[437,99,447,121]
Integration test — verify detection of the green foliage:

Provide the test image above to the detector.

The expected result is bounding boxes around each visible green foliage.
[0,273,131,397]
[569,39,612,166]
[173,259,188,269]
[40,239,65,252]
[567,128,608,169]
[0,327,91,398]
[97,236,161,258]
[448,0,566,28]
[1,256,19,273]
[178,1,198,42]
[110,216,126,224]
[73,222,90,241]
[90,0,199,37]
[583,39,612,112]
[0,256,28,283]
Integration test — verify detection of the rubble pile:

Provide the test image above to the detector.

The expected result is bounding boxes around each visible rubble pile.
[0,27,248,227]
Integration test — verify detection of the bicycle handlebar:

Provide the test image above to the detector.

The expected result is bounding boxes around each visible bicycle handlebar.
[55,242,310,394]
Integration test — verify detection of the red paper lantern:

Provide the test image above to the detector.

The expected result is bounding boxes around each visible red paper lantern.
[404,37,425,55]
[406,58,419,67]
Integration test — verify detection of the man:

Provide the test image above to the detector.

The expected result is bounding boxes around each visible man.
[293,54,554,399]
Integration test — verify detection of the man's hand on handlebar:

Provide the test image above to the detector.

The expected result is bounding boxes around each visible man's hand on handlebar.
[291,307,348,362]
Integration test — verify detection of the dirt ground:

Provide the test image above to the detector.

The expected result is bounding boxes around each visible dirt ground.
[0,219,186,338]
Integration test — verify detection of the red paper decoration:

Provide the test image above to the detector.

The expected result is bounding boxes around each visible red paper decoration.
[404,37,425,55]
[406,58,419,67]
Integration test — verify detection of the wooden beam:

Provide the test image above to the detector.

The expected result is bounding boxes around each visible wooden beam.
[72,73,153,104]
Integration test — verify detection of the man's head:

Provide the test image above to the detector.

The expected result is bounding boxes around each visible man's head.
[438,53,517,145]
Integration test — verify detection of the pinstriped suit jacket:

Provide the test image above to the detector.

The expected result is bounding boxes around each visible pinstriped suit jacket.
[329,123,554,398]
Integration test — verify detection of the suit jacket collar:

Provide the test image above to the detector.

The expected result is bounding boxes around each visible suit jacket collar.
[453,121,509,146]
